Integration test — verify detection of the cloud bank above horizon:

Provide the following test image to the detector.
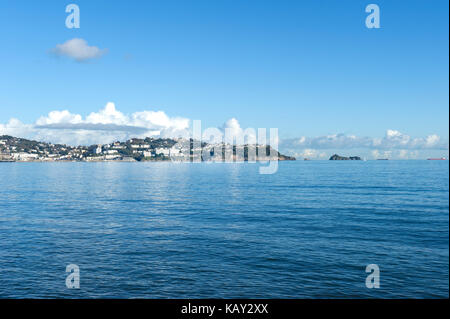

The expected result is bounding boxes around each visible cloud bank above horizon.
[0,103,190,146]
[279,130,449,160]
[0,102,448,159]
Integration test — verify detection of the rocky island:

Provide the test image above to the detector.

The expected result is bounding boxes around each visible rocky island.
[329,154,361,160]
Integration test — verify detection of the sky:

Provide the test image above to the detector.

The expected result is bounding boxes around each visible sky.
[0,0,448,159]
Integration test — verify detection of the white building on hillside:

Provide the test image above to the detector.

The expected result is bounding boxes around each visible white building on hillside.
[155,148,170,156]
[12,153,39,161]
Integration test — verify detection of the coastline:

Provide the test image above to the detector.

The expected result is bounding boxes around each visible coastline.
[0,158,296,163]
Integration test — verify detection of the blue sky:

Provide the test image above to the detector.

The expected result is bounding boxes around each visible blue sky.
[0,0,448,158]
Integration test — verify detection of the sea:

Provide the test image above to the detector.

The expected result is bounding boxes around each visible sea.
[0,160,448,298]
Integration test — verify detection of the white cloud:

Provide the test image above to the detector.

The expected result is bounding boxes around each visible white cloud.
[52,38,107,62]
[36,110,82,125]
[221,118,257,144]
[279,130,448,159]
[426,134,440,147]
[281,130,448,151]
[1,103,190,145]
[0,118,35,139]
[397,150,414,159]
[299,149,318,159]
[132,110,189,132]
[85,102,128,124]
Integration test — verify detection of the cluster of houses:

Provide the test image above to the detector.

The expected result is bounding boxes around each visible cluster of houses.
[0,137,87,161]
[0,136,189,162]
[86,139,181,161]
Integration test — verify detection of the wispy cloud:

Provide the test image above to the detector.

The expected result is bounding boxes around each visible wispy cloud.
[280,131,448,151]
[51,38,107,62]
[279,130,448,159]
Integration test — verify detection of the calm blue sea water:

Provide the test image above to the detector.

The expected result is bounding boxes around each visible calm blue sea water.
[0,161,448,298]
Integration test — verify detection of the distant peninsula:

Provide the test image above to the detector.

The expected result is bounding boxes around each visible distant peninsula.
[329,154,362,160]
[0,135,295,162]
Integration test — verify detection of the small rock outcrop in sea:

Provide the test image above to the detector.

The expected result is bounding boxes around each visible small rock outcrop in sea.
[329,154,361,160]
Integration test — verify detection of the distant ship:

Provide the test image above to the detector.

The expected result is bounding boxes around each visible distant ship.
[377,158,389,160]
[427,157,447,160]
